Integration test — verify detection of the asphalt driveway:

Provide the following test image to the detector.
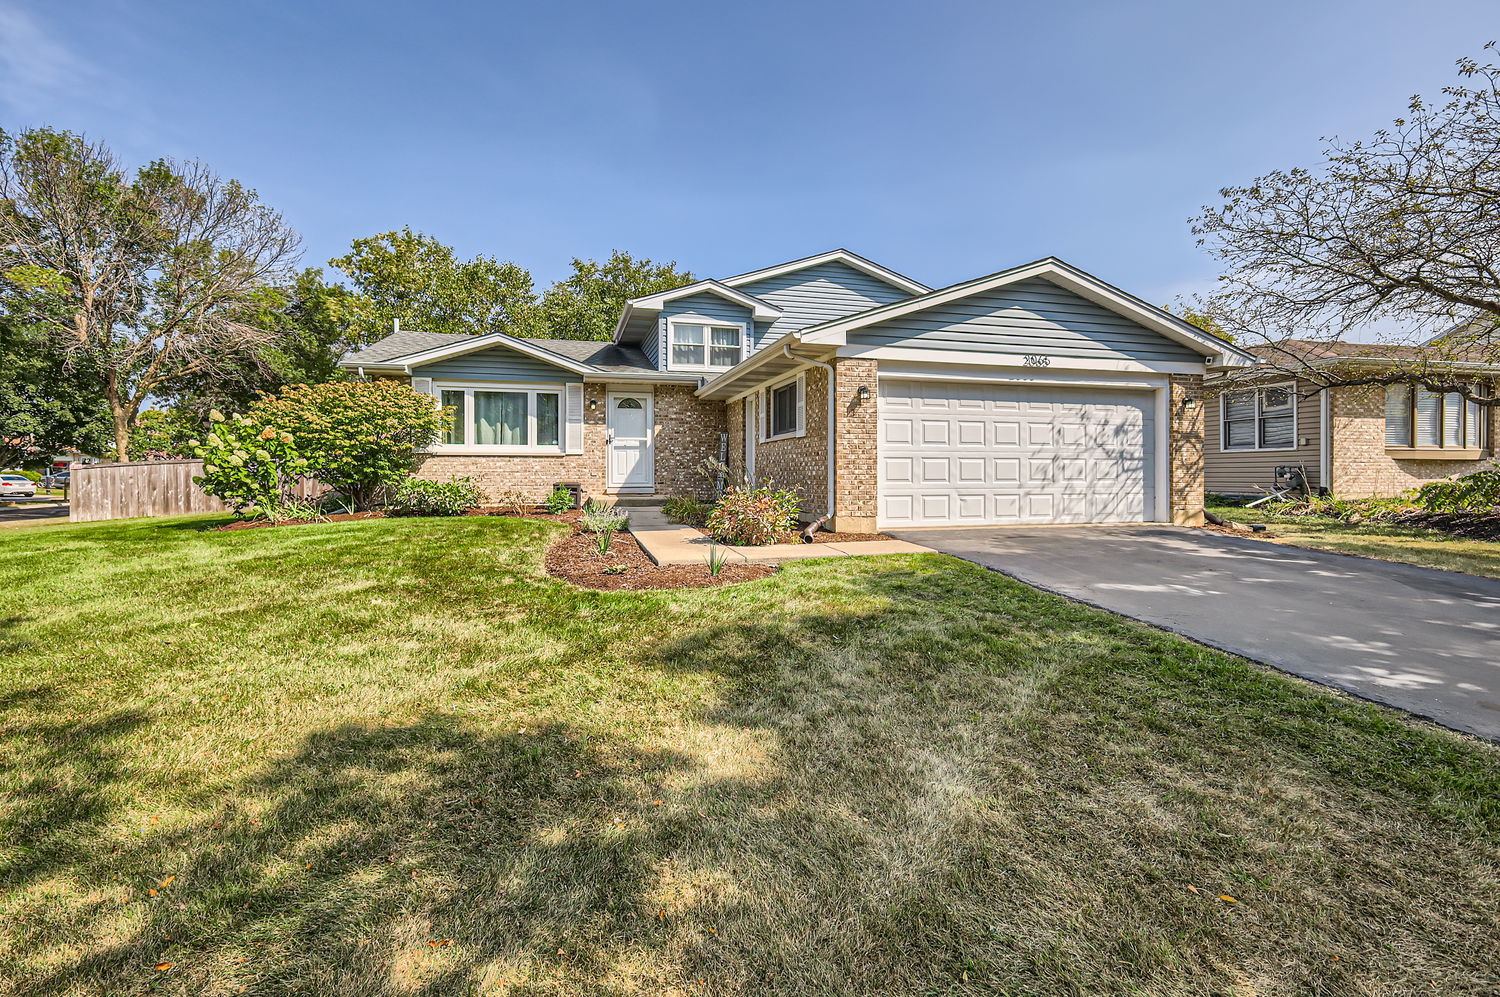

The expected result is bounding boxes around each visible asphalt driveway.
[889,525,1500,741]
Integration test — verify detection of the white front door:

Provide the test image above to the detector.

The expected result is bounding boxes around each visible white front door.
[607,392,654,491]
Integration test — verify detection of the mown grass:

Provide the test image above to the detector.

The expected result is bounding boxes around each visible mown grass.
[1210,503,1500,579]
[1,514,1496,996]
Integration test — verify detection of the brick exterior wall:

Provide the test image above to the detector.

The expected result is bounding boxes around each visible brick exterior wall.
[1328,383,1498,497]
[832,358,879,532]
[726,398,745,483]
[414,383,723,503]
[753,366,831,519]
[1169,374,1206,526]
[652,385,727,499]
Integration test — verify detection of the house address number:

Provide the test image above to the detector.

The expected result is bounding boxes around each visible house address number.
[1021,354,1051,367]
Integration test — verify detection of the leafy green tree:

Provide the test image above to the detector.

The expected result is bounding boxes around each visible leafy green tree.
[533,251,694,340]
[0,318,111,468]
[0,127,301,461]
[329,228,536,340]
[250,380,444,510]
[1163,302,1235,342]
[127,408,200,461]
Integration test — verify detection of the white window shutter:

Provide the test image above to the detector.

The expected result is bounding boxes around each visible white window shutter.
[564,382,585,454]
[411,376,434,398]
[795,375,806,434]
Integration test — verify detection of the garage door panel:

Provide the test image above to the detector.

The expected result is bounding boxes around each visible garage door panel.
[879,379,1155,528]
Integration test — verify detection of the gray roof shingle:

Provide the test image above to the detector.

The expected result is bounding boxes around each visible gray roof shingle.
[342,332,658,375]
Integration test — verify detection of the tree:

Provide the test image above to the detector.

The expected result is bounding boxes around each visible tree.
[0,317,110,468]
[533,251,694,340]
[0,127,301,460]
[329,228,536,341]
[1190,47,1500,400]
[127,408,199,461]
[250,380,445,510]
[1163,302,1235,343]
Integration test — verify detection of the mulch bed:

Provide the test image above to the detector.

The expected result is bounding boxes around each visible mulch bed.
[1386,511,1500,541]
[544,525,775,590]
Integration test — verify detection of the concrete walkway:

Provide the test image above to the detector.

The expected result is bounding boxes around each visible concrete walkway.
[627,506,931,565]
[891,524,1500,741]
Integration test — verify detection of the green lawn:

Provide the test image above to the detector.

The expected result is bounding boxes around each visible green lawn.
[1209,503,1500,579]
[1,515,1496,996]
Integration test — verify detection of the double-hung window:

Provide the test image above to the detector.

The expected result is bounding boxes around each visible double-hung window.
[669,321,743,369]
[1221,383,1296,450]
[1385,385,1485,449]
[436,384,562,451]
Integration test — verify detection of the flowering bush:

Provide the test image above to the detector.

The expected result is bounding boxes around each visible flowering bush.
[192,410,314,522]
[1416,461,1500,514]
[389,475,483,516]
[250,380,445,510]
[578,498,628,534]
[705,483,802,545]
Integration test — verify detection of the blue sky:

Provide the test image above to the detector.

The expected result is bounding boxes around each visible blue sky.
[1,0,1494,305]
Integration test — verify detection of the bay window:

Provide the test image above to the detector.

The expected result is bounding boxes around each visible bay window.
[669,321,744,369]
[1221,383,1296,451]
[1385,385,1485,449]
[434,384,563,451]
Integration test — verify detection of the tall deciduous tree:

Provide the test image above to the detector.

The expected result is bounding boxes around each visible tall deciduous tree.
[0,317,111,468]
[329,228,536,341]
[1191,47,1500,399]
[533,251,694,340]
[0,128,301,460]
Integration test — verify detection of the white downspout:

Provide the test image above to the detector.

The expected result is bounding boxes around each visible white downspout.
[1319,386,1332,494]
[784,345,836,521]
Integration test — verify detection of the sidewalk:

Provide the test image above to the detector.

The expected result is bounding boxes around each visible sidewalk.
[626,507,931,566]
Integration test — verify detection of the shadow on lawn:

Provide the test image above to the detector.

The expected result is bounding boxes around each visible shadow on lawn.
[6,564,1498,996]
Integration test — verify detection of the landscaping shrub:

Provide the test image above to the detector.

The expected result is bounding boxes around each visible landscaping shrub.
[662,496,711,527]
[1268,493,1415,523]
[389,476,483,517]
[705,482,801,545]
[250,381,445,511]
[542,483,575,514]
[1416,461,1500,514]
[192,410,315,523]
[578,499,629,534]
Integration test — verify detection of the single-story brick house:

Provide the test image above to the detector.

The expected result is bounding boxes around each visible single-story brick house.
[1204,340,1500,499]
[340,250,1256,530]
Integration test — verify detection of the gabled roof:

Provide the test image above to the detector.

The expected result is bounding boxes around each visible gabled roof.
[720,248,931,296]
[794,256,1258,365]
[610,279,782,343]
[339,330,692,380]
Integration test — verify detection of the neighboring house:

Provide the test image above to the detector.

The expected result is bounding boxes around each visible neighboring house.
[1204,340,1500,499]
[340,249,1255,530]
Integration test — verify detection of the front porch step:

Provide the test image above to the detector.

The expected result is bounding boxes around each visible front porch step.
[597,494,668,508]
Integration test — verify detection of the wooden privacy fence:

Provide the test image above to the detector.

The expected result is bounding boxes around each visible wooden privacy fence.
[69,459,325,523]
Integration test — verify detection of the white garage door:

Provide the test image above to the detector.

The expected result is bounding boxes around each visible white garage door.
[879,379,1156,527]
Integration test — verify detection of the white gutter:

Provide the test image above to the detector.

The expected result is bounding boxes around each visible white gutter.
[784,344,836,520]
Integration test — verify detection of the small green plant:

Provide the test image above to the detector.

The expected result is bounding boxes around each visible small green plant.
[543,483,575,514]
[663,496,712,527]
[593,529,614,556]
[1416,461,1500,514]
[389,476,483,517]
[494,488,532,516]
[601,564,628,575]
[578,498,629,534]
[705,482,801,545]
[705,542,729,577]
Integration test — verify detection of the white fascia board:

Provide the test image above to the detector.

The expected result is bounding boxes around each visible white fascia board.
[624,279,782,320]
[720,248,932,295]
[798,257,1260,368]
[394,331,597,375]
[695,333,833,400]
[582,372,703,385]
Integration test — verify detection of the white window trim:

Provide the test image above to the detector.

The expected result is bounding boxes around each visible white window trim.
[762,371,806,442]
[666,316,748,373]
[428,380,566,454]
[1385,384,1489,450]
[1219,381,1298,452]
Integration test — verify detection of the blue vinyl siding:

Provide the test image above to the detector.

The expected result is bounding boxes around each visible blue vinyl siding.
[737,260,913,348]
[846,277,1202,364]
[640,329,660,366]
[414,344,583,383]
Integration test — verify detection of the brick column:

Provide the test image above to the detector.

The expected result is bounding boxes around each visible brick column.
[832,358,879,533]
[1169,373,1205,526]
